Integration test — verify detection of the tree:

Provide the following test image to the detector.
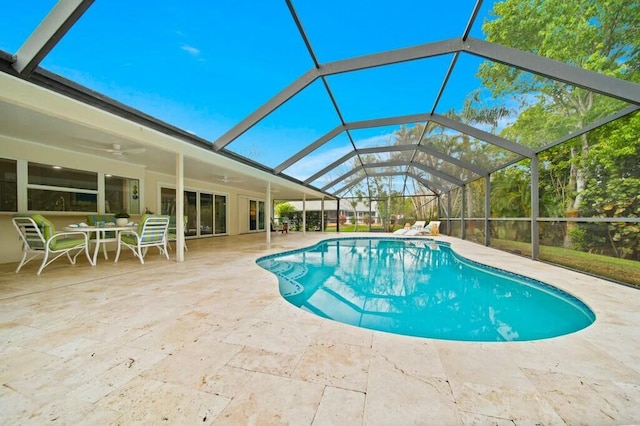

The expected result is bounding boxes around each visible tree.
[480,0,640,216]
[275,202,296,218]
[580,113,640,259]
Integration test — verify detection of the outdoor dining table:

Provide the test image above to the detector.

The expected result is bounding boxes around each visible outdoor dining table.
[65,224,136,265]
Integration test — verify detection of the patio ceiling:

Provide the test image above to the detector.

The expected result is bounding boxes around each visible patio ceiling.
[1,0,639,200]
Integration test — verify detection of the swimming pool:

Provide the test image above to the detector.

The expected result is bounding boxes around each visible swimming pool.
[257,237,595,342]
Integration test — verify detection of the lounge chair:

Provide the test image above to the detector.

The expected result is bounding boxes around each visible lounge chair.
[405,220,441,236]
[12,214,92,275]
[398,220,426,236]
[423,221,441,235]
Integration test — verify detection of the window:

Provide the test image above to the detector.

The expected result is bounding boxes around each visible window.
[105,175,140,214]
[27,163,97,212]
[0,158,17,211]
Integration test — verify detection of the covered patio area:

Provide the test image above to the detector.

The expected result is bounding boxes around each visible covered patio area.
[1,233,638,424]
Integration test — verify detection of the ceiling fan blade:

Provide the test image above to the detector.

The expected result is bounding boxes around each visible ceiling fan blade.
[122,148,146,154]
[213,175,243,183]
[76,144,111,152]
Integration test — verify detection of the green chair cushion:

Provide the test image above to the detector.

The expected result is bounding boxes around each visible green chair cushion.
[120,234,139,245]
[50,237,86,251]
[13,214,85,251]
[86,214,116,225]
[121,231,166,245]
[122,215,168,245]
[141,234,163,243]
[168,215,187,239]
[86,214,117,238]
[30,214,56,241]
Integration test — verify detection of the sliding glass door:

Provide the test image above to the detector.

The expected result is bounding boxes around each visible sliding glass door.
[215,195,227,234]
[248,199,265,232]
[161,187,227,237]
[200,192,213,236]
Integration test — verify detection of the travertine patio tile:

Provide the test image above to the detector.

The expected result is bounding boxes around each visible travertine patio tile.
[257,298,322,325]
[436,340,538,391]
[0,323,48,347]
[143,337,244,389]
[505,336,640,383]
[372,332,446,380]
[312,386,365,425]
[2,392,122,425]
[197,365,255,398]
[314,319,374,348]
[227,345,304,377]
[291,341,371,391]
[0,233,638,424]
[97,376,230,424]
[364,350,461,425]
[127,315,219,353]
[449,381,564,424]
[0,345,59,382]
[222,317,321,355]
[67,343,169,403]
[215,372,324,425]
[524,368,640,425]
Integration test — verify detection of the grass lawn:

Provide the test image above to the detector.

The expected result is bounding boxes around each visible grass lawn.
[490,239,640,287]
[324,224,385,232]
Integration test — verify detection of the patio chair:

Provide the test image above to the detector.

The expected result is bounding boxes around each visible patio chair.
[281,217,290,233]
[86,214,117,259]
[271,218,283,232]
[12,214,92,275]
[167,215,188,251]
[115,214,170,264]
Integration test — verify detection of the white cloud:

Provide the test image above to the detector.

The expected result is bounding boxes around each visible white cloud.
[284,144,354,182]
[353,133,395,148]
[181,44,201,57]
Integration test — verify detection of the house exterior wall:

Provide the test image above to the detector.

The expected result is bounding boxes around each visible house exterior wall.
[0,137,270,264]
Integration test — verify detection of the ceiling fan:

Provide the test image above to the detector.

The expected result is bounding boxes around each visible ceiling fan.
[212,175,243,184]
[77,142,146,157]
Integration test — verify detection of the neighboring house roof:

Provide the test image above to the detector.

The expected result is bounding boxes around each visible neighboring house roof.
[284,200,378,214]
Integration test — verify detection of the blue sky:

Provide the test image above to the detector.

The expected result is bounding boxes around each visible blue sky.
[2,0,501,184]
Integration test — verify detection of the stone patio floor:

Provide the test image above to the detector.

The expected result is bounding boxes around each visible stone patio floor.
[0,232,638,425]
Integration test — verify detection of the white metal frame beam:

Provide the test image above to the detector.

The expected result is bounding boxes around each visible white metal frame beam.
[13,0,94,75]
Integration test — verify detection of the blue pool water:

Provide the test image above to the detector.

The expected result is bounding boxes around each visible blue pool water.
[257,237,595,342]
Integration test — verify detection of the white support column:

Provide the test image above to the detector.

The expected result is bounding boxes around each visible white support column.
[17,160,28,212]
[175,153,185,261]
[321,198,325,232]
[303,194,306,235]
[97,172,105,213]
[266,182,271,244]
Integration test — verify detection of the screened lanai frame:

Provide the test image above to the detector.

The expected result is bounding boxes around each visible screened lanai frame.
[1,0,639,262]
